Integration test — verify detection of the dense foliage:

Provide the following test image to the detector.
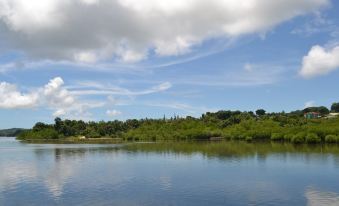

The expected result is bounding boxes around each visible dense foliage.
[332,103,339,112]
[18,103,339,144]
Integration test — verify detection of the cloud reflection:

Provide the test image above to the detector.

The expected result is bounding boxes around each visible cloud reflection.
[306,187,339,206]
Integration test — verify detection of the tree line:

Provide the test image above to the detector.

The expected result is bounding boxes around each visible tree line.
[17,102,339,144]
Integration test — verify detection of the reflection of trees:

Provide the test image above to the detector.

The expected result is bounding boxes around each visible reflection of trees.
[305,187,339,206]
[54,148,87,161]
[122,142,339,163]
[33,146,121,160]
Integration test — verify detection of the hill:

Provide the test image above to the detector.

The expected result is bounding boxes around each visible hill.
[0,128,27,137]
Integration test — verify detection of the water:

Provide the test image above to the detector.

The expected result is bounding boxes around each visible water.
[1,137,339,206]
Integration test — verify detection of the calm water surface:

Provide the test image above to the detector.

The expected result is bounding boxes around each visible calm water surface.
[1,137,339,206]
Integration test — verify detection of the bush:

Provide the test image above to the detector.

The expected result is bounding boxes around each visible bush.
[87,130,101,138]
[284,134,294,142]
[222,133,233,140]
[305,133,321,144]
[17,129,58,140]
[271,133,284,141]
[245,136,253,142]
[252,131,271,140]
[291,133,305,144]
[325,135,338,143]
[232,133,246,140]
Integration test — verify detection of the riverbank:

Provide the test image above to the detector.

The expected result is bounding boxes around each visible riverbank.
[20,137,124,144]
[17,110,339,144]
[17,137,339,145]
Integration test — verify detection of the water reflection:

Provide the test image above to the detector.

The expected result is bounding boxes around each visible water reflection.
[35,145,122,198]
[306,187,339,206]
[123,142,339,165]
[44,150,79,198]
[1,138,339,206]
[0,162,38,193]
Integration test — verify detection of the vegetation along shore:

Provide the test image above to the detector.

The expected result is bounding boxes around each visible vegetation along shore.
[17,102,339,144]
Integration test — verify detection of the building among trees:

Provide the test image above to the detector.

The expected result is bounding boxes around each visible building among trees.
[304,112,321,119]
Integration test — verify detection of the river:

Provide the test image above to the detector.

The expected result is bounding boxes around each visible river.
[1,137,339,206]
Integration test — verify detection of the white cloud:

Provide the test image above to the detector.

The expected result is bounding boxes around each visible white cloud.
[68,81,172,96]
[0,82,38,109]
[42,78,105,118]
[74,51,98,63]
[146,102,214,114]
[0,62,18,73]
[0,77,172,118]
[300,45,339,78]
[0,77,103,118]
[304,100,316,108]
[106,109,122,117]
[0,0,329,63]
[43,77,75,108]
[291,11,335,36]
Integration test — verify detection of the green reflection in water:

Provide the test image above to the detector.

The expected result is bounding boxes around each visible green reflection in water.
[122,141,339,159]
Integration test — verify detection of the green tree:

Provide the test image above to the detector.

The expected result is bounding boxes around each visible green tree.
[318,106,330,115]
[256,109,266,116]
[303,106,329,115]
[331,103,339,112]
[54,117,62,132]
[33,122,51,131]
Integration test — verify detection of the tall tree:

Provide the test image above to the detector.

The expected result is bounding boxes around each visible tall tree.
[331,103,339,112]
[54,117,62,132]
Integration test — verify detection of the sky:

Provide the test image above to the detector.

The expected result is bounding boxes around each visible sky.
[0,0,339,129]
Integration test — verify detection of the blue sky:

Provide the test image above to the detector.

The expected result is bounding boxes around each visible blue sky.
[0,0,339,129]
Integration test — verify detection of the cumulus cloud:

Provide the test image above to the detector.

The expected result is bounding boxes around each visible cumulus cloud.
[0,0,329,63]
[0,82,38,109]
[300,45,339,78]
[0,76,172,118]
[43,77,75,109]
[106,109,122,117]
[44,78,103,118]
[0,77,101,118]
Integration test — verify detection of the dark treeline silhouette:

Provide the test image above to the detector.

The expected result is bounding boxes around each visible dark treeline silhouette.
[18,103,339,144]
[0,128,27,137]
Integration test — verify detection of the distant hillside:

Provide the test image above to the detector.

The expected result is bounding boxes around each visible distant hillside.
[0,128,27,137]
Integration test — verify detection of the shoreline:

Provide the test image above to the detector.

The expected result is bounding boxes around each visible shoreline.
[19,138,124,144]
[17,137,339,145]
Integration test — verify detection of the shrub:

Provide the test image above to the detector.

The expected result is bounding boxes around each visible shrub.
[252,131,271,140]
[232,133,246,140]
[245,136,253,142]
[271,133,284,141]
[325,135,338,143]
[222,133,233,140]
[87,130,101,138]
[291,133,305,144]
[284,134,294,142]
[305,133,321,144]
[17,129,58,140]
